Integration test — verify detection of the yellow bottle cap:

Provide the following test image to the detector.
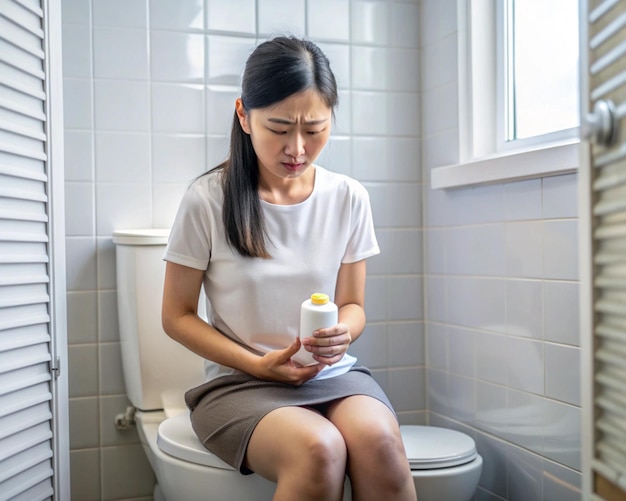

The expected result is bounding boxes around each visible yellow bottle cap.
[311,293,329,305]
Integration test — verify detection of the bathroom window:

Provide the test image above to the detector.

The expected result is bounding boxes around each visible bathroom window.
[499,0,580,150]
[431,0,581,189]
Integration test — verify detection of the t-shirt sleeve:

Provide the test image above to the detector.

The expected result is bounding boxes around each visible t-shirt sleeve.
[163,182,212,270]
[342,182,380,264]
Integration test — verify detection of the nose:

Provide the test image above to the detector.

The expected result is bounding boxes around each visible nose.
[285,132,305,158]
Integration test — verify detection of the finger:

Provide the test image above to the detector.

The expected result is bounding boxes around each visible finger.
[312,352,342,366]
[273,338,301,363]
[307,332,334,347]
[313,334,350,349]
[314,342,346,358]
[285,338,301,355]
[287,363,325,384]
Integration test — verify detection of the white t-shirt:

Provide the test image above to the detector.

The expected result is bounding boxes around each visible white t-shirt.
[163,165,380,381]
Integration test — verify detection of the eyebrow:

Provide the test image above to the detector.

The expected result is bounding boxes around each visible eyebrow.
[267,117,329,125]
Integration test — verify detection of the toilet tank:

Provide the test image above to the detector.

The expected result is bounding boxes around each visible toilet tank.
[113,229,206,412]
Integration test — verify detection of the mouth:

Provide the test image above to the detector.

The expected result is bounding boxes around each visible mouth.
[282,162,305,171]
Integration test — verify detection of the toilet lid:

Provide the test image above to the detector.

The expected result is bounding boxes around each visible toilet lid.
[400,425,477,470]
[157,412,236,471]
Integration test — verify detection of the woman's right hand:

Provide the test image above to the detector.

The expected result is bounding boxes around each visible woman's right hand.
[253,338,324,386]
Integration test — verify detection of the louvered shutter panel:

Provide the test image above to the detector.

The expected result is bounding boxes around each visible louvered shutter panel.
[0,0,57,499]
[584,0,626,497]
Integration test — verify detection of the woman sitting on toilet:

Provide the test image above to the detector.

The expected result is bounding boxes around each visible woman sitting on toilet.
[161,36,417,501]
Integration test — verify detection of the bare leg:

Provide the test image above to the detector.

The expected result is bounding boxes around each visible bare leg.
[327,395,417,501]
[245,406,347,501]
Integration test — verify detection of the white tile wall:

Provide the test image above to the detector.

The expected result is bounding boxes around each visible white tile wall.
[65,183,95,237]
[543,220,579,280]
[390,2,420,48]
[93,27,149,80]
[206,86,239,135]
[63,79,93,129]
[258,0,305,37]
[307,0,350,42]
[352,1,389,46]
[152,83,205,133]
[94,80,151,131]
[62,1,425,499]
[152,134,207,182]
[95,132,150,182]
[543,174,578,218]
[206,0,256,34]
[61,24,91,78]
[95,183,152,236]
[151,31,205,82]
[505,279,543,339]
[504,178,543,220]
[92,0,147,28]
[150,0,204,31]
[207,35,257,85]
[66,292,98,343]
[544,343,581,406]
[504,221,543,278]
[332,89,352,134]
[315,42,350,89]
[64,130,94,181]
[421,0,582,495]
[544,281,579,346]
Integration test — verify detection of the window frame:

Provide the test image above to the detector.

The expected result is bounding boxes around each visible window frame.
[430,0,580,190]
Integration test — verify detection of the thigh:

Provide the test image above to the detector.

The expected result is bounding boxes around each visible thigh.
[244,406,346,481]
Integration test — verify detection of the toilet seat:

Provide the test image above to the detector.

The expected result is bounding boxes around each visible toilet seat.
[159,414,477,473]
[157,413,236,470]
[400,425,477,470]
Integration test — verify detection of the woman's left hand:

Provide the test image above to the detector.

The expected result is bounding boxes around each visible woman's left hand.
[301,323,352,366]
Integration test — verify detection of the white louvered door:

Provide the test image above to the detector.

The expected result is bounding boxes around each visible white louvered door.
[0,0,68,500]
[580,0,626,499]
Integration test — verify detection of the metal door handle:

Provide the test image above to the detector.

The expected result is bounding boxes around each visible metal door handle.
[583,99,619,146]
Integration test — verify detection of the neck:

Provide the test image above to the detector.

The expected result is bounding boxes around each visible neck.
[258,166,315,205]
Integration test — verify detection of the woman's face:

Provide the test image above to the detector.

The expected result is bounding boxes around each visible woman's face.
[236,89,332,183]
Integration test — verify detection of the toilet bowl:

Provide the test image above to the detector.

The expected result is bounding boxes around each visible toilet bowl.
[400,425,483,501]
[135,411,276,501]
[113,229,483,501]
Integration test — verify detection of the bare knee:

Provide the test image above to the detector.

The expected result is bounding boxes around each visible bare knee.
[298,428,347,490]
[349,424,412,494]
[268,425,347,501]
[246,407,350,499]
[368,424,407,469]
[326,396,416,500]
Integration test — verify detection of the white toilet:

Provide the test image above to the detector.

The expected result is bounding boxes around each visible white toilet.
[113,229,483,501]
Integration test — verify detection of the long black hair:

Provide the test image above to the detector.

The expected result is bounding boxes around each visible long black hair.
[216,36,338,258]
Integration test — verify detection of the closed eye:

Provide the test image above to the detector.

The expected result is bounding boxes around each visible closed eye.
[268,128,287,135]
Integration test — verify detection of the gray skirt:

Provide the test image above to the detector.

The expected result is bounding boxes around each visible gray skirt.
[184,366,394,474]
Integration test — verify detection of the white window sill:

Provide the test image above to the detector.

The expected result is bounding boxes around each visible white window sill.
[430,138,580,190]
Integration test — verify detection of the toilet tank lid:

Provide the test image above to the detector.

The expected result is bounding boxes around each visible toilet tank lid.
[113,228,170,245]
[400,425,477,469]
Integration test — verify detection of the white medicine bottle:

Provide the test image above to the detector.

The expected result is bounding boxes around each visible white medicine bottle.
[293,293,338,367]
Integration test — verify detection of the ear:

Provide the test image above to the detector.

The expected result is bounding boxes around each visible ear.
[235,98,251,134]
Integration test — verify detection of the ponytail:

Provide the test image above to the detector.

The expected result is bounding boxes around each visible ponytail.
[220,111,271,258]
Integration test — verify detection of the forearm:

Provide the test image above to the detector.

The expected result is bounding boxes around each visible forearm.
[163,312,261,376]
[334,260,369,346]
[338,302,366,344]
